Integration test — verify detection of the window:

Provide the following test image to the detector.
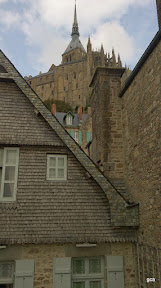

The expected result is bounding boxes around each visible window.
[76,84,78,89]
[0,261,14,286]
[66,115,73,125]
[74,72,76,79]
[47,155,67,181]
[64,87,66,91]
[73,131,79,143]
[66,74,68,80]
[72,257,104,288]
[0,148,19,202]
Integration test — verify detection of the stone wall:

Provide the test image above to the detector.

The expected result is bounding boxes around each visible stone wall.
[0,243,136,288]
[156,0,161,29]
[90,67,125,180]
[122,40,161,248]
[27,72,55,101]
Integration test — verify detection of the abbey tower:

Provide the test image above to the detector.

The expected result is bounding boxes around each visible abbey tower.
[26,3,122,111]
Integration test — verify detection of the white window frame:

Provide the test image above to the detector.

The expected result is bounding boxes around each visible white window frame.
[66,115,73,125]
[72,257,104,288]
[0,261,14,285]
[73,131,79,143]
[47,155,67,181]
[0,147,19,202]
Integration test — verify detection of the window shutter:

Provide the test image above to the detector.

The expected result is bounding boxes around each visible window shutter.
[14,260,34,288]
[86,131,91,143]
[53,257,71,288]
[79,131,82,145]
[70,131,74,137]
[106,256,124,288]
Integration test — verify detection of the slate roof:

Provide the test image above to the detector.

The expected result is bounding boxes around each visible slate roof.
[63,34,86,55]
[56,112,88,127]
[0,50,139,244]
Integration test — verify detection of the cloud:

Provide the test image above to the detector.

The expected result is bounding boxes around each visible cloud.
[91,22,135,66]
[0,0,155,75]
[0,9,21,29]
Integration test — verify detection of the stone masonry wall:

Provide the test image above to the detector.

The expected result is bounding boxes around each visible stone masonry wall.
[156,0,161,29]
[0,243,136,288]
[90,68,125,180]
[122,40,161,248]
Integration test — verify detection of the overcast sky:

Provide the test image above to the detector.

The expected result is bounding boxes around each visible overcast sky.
[0,0,158,77]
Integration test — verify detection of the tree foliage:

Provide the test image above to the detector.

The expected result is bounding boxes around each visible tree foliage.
[43,99,73,113]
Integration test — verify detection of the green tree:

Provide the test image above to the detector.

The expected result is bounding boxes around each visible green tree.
[44,99,73,113]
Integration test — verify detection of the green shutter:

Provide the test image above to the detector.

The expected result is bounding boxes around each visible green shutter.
[106,256,124,288]
[15,260,34,288]
[79,131,82,145]
[70,131,74,137]
[53,257,71,288]
[86,131,91,143]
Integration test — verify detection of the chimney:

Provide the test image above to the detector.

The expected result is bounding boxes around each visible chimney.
[78,105,82,121]
[156,0,161,29]
[51,103,56,116]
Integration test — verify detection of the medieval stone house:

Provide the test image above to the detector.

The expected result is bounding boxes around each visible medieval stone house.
[25,3,122,111]
[89,1,161,287]
[0,50,139,288]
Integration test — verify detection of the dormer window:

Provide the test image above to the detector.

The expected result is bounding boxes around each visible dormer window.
[66,114,73,125]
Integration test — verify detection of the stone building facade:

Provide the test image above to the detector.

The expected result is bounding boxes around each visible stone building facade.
[89,1,161,286]
[25,4,122,111]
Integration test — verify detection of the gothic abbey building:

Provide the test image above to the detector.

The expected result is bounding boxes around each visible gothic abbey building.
[25,4,122,111]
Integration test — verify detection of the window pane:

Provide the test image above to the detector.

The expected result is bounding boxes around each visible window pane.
[89,259,101,273]
[73,259,85,274]
[58,169,64,178]
[49,157,56,167]
[49,168,56,178]
[4,167,15,181]
[58,158,64,167]
[3,183,14,197]
[6,150,17,165]
[90,281,101,288]
[73,282,85,288]
[0,262,13,279]
[0,149,3,166]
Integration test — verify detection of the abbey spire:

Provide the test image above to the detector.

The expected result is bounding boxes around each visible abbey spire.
[71,1,80,36]
[63,1,86,56]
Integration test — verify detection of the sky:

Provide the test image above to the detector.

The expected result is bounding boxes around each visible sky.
[0,0,158,77]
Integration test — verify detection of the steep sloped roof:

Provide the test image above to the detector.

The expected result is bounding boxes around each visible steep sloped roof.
[0,50,139,231]
[63,35,86,55]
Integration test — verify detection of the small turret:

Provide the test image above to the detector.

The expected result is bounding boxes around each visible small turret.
[87,36,92,53]
[118,54,122,68]
[112,48,116,67]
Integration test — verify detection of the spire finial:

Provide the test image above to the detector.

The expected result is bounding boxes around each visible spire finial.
[71,0,80,37]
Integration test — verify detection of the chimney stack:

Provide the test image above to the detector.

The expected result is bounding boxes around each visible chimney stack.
[51,103,56,116]
[78,105,82,121]
[156,0,161,29]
